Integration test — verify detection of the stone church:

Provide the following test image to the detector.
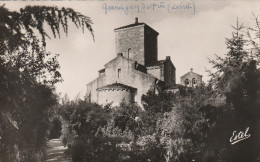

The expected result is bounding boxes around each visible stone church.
[86,18,176,106]
[180,68,203,87]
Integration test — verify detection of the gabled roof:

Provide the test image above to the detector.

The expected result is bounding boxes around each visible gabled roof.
[104,54,135,67]
[146,60,166,67]
[97,83,137,92]
[180,71,202,79]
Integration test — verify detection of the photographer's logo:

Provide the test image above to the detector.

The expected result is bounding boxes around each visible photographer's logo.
[230,127,251,145]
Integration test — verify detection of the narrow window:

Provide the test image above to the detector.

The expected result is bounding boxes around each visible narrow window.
[192,78,196,87]
[192,78,196,84]
[128,48,131,59]
[118,68,121,78]
[185,79,189,86]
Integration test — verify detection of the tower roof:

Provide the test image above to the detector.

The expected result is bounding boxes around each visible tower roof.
[114,18,159,35]
[114,22,145,30]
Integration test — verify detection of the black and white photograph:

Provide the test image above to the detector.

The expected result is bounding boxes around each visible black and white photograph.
[0,0,259,161]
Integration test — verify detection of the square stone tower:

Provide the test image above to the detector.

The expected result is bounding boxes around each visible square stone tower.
[114,18,159,66]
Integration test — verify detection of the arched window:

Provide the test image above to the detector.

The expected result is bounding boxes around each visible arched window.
[192,78,196,84]
[184,79,189,86]
[192,78,196,87]
[128,48,131,59]
[118,68,121,78]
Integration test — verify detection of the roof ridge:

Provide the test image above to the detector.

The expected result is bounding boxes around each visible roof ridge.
[97,82,137,91]
[180,71,203,78]
[104,54,135,67]
[114,22,145,30]
[114,22,159,35]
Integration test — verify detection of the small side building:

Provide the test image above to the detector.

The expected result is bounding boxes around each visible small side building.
[180,68,202,87]
[146,56,176,87]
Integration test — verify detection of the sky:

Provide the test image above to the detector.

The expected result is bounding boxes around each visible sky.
[2,0,260,100]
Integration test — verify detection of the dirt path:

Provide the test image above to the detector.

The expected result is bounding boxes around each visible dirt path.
[46,139,71,162]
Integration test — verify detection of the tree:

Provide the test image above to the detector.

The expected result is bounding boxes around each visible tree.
[0,4,94,84]
[142,90,174,114]
[208,19,260,162]
[110,85,218,162]
[0,5,94,161]
[57,99,115,162]
[49,118,62,139]
[157,85,219,162]
[0,61,58,161]
[209,20,258,111]
[113,102,145,141]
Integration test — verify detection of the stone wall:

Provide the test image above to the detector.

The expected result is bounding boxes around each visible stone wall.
[86,74,106,103]
[114,24,158,66]
[147,66,162,81]
[104,55,157,105]
[86,55,157,106]
[180,71,202,87]
[164,58,176,86]
[147,58,176,87]
[144,26,158,65]
[115,26,145,65]
[86,20,175,106]
[97,89,135,106]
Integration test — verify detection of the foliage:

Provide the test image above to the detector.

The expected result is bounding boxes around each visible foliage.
[0,4,94,161]
[104,85,218,162]
[0,4,94,52]
[142,90,174,114]
[113,103,145,140]
[156,85,219,161]
[57,99,119,161]
[127,137,167,162]
[0,59,58,162]
[207,19,260,162]
[55,18,259,162]
[209,20,259,109]
[58,100,110,139]
[0,4,93,85]
[49,118,62,139]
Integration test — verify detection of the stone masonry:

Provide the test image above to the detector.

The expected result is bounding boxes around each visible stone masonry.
[86,18,176,106]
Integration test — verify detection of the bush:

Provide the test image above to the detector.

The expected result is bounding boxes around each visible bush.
[49,118,62,139]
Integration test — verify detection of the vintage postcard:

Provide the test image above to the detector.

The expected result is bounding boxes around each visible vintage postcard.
[0,0,259,162]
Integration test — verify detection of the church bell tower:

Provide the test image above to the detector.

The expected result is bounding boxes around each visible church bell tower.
[114,18,159,66]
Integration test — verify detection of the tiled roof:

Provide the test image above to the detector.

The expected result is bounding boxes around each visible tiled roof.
[146,60,166,67]
[97,83,137,91]
[134,62,147,73]
[114,22,145,30]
